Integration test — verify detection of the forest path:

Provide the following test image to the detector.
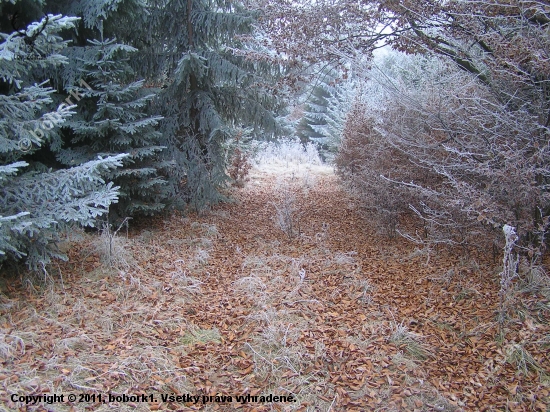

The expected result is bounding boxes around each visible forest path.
[1,166,548,411]
[148,166,511,411]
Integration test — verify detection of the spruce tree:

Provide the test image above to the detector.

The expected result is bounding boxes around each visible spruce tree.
[118,0,285,210]
[55,37,170,221]
[49,0,287,211]
[297,66,356,161]
[296,76,332,144]
[0,11,126,270]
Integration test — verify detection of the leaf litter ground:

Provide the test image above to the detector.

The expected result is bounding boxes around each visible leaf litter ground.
[1,164,549,411]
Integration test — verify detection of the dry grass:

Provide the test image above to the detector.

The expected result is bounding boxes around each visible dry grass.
[233,250,335,410]
[2,160,549,411]
[388,320,434,361]
[0,217,220,411]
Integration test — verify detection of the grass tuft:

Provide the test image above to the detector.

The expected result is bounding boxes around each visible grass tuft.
[181,326,222,346]
[505,343,543,376]
[389,321,433,360]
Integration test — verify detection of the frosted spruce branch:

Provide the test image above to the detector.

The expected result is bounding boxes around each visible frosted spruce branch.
[18,79,93,152]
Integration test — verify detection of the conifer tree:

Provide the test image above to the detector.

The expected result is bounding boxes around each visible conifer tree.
[55,37,170,220]
[297,66,356,161]
[0,11,126,270]
[296,75,331,145]
[118,0,286,210]
[49,0,287,210]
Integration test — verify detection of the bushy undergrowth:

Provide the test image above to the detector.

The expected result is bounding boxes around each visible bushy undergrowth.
[336,52,550,261]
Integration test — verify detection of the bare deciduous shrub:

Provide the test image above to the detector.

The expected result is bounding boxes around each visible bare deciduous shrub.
[271,183,302,239]
[228,147,252,187]
[336,102,430,239]
[337,51,550,256]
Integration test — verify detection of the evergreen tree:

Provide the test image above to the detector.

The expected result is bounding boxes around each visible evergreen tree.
[0,11,126,270]
[297,66,356,161]
[118,0,286,210]
[296,75,331,145]
[47,0,287,211]
[55,37,170,221]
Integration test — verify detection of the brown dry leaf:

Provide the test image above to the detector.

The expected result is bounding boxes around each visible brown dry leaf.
[0,170,547,412]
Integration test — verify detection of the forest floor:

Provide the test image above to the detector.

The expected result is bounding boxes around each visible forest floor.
[1,161,550,411]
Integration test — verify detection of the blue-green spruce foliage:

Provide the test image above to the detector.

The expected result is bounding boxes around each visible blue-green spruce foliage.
[55,37,169,220]
[0,4,126,270]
